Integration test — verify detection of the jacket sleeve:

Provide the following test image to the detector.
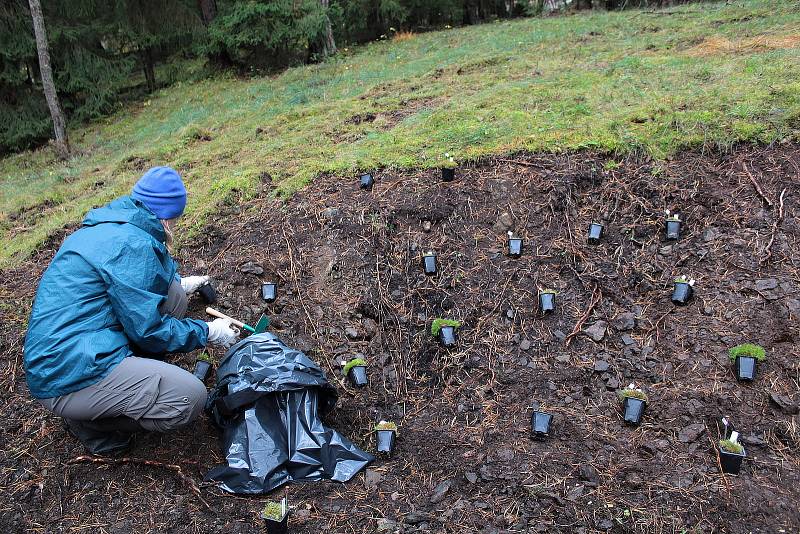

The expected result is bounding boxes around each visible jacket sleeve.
[100,239,208,354]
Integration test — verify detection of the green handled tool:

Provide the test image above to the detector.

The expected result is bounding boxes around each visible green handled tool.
[206,307,269,334]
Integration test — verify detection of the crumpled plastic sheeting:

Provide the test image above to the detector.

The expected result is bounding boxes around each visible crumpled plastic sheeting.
[204,333,373,494]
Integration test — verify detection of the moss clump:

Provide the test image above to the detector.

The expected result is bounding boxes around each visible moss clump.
[342,357,367,376]
[729,343,766,362]
[375,421,398,433]
[197,352,214,363]
[539,289,558,295]
[719,439,744,455]
[431,318,461,336]
[261,500,285,521]
[440,153,457,169]
[619,388,648,402]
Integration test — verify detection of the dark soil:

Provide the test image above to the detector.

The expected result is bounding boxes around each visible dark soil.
[1,143,799,533]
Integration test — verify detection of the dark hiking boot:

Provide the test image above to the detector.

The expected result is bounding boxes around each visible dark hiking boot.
[62,417,142,456]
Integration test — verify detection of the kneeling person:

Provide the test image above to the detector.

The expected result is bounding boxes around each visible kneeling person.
[23,167,239,454]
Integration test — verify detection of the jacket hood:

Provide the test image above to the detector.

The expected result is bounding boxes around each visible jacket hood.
[82,195,166,242]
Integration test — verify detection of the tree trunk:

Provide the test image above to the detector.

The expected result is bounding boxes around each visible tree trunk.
[140,47,156,93]
[320,0,337,57]
[197,0,217,24]
[197,0,233,68]
[28,0,69,159]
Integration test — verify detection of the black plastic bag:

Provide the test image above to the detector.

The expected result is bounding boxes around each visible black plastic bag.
[204,333,373,494]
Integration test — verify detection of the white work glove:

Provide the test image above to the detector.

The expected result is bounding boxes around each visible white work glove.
[206,318,240,349]
[180,275,210,295]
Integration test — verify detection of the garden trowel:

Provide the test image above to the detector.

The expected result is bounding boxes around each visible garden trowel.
[206,307,269,334]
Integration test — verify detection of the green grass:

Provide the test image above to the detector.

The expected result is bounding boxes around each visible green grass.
[2,0,800,267]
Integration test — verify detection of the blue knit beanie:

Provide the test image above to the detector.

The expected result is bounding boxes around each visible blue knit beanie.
[131,166,187,219]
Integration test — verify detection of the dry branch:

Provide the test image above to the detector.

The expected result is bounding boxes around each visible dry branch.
[564,283,602,347]
[67,455,211,509]
[762,188,787,264]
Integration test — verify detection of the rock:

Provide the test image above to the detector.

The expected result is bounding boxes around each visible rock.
[404,512,433,525]
[495,211,514,231]
[605,377,619,390]
[702,306,713,316]
[620,334,637,347]
[625,472,643,488]
[593,360,610,372]
[583,321,607,342]
[596,518,614,531]
[555,354,570,363]
[755,278,779,291]
[520,339,531,351]
[702,227,718,242]
[345,326,360,339]
[239,261,263,275]
[496,447,515,461]
[322,207,341,219]
[678,423,706,443]
[422,220,432,232]
[658,245,673,255]
[579,465,599,483]
[612,312,636,331]
[362,318,378,339]
[430,480,452,504]
[364,469,383,491]
[769,392,799,414]
[553,329,566,341]
[786,299,800,314]
[465,472,478,484]
[742,434,767,447]
[376,518,398,532]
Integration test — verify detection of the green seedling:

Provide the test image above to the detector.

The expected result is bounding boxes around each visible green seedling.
[261,498,287,521]
[728,343,766,362]
[440,152,457,169]
[665,209,680,221]
[342,357,367,376]
[719,439,744,455]
[197,351,214,363]
[375,421,398,433]
[618,387,648,402]
[674,275,695,285]
[540,288,558,295]
[430,318,461,336]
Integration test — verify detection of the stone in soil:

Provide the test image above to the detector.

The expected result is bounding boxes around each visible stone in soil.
[430,479,452,504]
[364,469,383,491]
[755,278,779,291]
[593,360,610,372]
[612,312,636,331]
[769,392,799,414]
[584,321,607,342]
[238,261,264,275]
[678,423,706,443]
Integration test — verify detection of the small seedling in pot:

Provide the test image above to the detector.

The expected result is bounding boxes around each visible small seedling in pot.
[261,497,288,534]
[664,210,681,240]
[671,275,695,305]
[359,173,374,190]
[441,153,457,182]
[422,251,438,276]
[431,318,461,347]
[728,343,766,381]
[507,231,523,258]
[197,280,217,304]
[531,410,553,438]
[342,357,368,388]
[375,420,398,455]
[261,282,277,303]
[619,384,647,425]
[719,431,746,475]
[192,351,214,382]
[538,289,557,314]
[587,222,604,245]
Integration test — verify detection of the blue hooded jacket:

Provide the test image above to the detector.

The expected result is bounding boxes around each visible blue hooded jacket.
[24,196,209,399]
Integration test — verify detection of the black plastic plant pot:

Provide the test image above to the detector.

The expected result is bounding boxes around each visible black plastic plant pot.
[197,282,217,304]
[531,411,553,438]
[262,512,288,534]
[376,429,396,455]
[261,283,277,303]
[719,448,745,475]
[622,397,646,425]
[735,356,757,381]
[422,254,438,276]
[359,174,374,189]
[587,223,604,245]
[508,238,523,258]
[439,326,457,347]
[348,365,368,388]
[193,360,212,382]
[539,293,556,314]
[671,282,693,305]
[441,167,455,182]
[665,220,681,240]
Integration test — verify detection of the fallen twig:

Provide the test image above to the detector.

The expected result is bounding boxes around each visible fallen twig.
[67,455,211,509]
[564,283,602,347]
[762,188,787,264]
[742,161,774,208]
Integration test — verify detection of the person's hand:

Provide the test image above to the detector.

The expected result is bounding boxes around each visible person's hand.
[206,318,240,349]
[180,275,210,295]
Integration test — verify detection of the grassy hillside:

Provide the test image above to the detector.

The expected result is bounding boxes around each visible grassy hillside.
[1,0,799,266]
